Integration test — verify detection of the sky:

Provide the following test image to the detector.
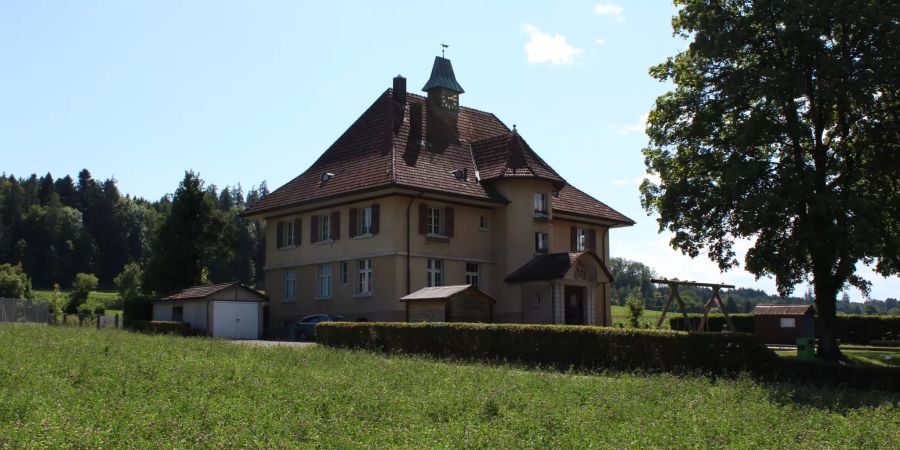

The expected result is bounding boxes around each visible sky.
[2,1,897,301]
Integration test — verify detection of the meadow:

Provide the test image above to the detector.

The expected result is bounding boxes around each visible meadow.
[1,325,897,448]
[610,305,668,328]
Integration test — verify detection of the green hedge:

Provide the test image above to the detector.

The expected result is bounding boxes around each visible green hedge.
[128,320,194,336]
[316,322,777,375]
[669,314,900,344]
[669,314,754,332]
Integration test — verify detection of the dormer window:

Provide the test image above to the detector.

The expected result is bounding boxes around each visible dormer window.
[534,192,549,218]
[451,168,467,181]
[320,172,334,186]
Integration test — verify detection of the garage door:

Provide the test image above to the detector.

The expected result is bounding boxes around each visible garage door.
[212,302,259,339]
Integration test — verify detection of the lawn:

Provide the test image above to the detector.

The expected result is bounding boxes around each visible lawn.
[1,326,897,448]
[776,345,900,368]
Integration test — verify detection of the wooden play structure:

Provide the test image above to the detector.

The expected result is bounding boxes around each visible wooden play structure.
[651,278,736,332]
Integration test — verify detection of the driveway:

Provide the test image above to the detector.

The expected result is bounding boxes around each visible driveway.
[231,340,316,348]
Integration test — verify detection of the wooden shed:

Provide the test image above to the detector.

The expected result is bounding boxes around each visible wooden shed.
[751,304,815,344]
[401,285,495,323]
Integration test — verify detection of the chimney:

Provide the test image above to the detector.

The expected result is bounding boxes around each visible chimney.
[392,75,406,105]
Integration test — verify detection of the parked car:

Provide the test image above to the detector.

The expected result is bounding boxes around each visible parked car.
[296,314,344,341]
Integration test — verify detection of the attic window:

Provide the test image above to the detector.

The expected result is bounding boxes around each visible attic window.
[552,190,560,198]
[451,168,468,181]
[320,172,334,185]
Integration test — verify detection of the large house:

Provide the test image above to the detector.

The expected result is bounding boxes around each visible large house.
[243,56,634,338]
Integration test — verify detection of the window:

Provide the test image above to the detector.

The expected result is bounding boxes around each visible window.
[317,264,332,298]
[780,317,796,328]
[479,215,489,231]
[427,259,443,287]
[465,262,480,287]
[533,292,542,307]
[535,232,549,253]
[316,214,331,242]
[427,207,443,236]
[284,221,295,247]
[358,206,373,235]
[277,219,300,249]
[356,259,372,295]
[172,306,183,322]
[340,261,348,285]
[534,192,549,216]
[575,228,588,251]
[283,269,296,302]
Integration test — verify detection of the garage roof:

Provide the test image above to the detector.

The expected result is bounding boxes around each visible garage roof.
[751,304,814,316]
[160,281,268,302]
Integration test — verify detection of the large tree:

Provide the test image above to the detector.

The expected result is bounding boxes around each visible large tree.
[641,0,899,360]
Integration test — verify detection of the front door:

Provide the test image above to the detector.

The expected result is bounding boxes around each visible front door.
[564,286,585,325]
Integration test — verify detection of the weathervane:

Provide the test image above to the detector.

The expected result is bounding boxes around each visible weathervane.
[441,43,448,58]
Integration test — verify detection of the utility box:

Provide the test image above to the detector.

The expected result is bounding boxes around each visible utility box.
[796,337,816,361]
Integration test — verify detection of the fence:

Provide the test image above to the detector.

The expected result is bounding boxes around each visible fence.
[0,298,50,324]
[58,312,123,329]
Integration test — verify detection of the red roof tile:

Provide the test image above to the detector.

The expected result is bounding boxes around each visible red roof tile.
[751,304,815,316]
[160,281,268,301]
[243,89,633,226]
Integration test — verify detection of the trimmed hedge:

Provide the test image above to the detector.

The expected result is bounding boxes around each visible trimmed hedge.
[128,320,194,336]
[669,314,754,332]
[670,314,900,344]
[316,322,778,375]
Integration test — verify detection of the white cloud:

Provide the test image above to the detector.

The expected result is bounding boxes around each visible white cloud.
[523,24,583,65]
[615,112,649,135]
[594,3,624,22]
[613,172,660,188]
[613,179,629,187]
[595,38,606,45]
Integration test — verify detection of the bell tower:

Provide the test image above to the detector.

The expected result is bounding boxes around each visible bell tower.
[422,55,464,148]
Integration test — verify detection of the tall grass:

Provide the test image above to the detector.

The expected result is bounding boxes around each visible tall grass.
[0,325,897,448]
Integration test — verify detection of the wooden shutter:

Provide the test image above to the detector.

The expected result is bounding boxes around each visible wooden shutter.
[371,204,380,234]
[311,216,319,243]
[444,207,455,238]
[570,226,578,252]
[331,211,340,240]
[419,203,428,234]
[276,221,284,248]
[588,229,596,252]
[349,208,358,238]
[294,218,302,246]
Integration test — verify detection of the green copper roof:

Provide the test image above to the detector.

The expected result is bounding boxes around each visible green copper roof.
[421,56,465,93]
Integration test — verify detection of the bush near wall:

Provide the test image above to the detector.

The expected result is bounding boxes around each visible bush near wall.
[669,314,754,332]
[669,314,900,344]
[128,320,194,336]
[316,322,778,375]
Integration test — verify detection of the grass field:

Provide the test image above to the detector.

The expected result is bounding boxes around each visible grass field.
[776,346,900,368]
[1,326,897,447]
[610,305,669,328]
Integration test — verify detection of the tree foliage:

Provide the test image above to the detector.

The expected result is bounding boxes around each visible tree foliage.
[641,0,899,359]
[0,263,32,299]
[67,272,98,313]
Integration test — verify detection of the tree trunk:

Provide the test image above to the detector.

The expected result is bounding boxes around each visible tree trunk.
[813,280,843,361]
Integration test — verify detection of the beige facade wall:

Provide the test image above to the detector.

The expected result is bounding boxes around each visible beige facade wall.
[262,183,617,335]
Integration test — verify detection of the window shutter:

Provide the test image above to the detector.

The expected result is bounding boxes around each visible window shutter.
[588,229,596,252]
[445,207,455,238]
[419,203,428,234]
[311,216,319,243]
[349,208,358,238]
[294,218,302,246]
[371,203,380,234]
[331,211,340,240]
[570,226,577,252]
[276,221,284,248]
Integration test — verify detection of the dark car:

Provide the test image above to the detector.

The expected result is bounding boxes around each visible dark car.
[296,314,344,341]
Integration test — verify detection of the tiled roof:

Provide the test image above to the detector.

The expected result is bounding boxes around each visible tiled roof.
[553,184,635,225]
[751,304,815,316]
[400,284,494,302]
[160,281,268,301]
[505,252,614,283]
[243,88,633,226]
[471,132,565,188]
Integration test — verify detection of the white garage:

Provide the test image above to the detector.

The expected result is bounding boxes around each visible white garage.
[153,281,267,339]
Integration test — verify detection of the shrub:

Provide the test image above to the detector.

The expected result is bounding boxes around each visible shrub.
[669,314,754,332]
[66,273,98,313]
[128,320,194,336]
[115,263,152,325]
[76,297,106,315]
[317,322,777,375]
[0,263,32,299]
[626,295,644,328]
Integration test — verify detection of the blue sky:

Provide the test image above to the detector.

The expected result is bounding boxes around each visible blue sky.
[2,1,896,301]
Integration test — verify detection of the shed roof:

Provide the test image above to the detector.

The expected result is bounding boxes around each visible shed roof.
[400,284,495,303]
[160,281,268,302]
[751,304,814,316]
